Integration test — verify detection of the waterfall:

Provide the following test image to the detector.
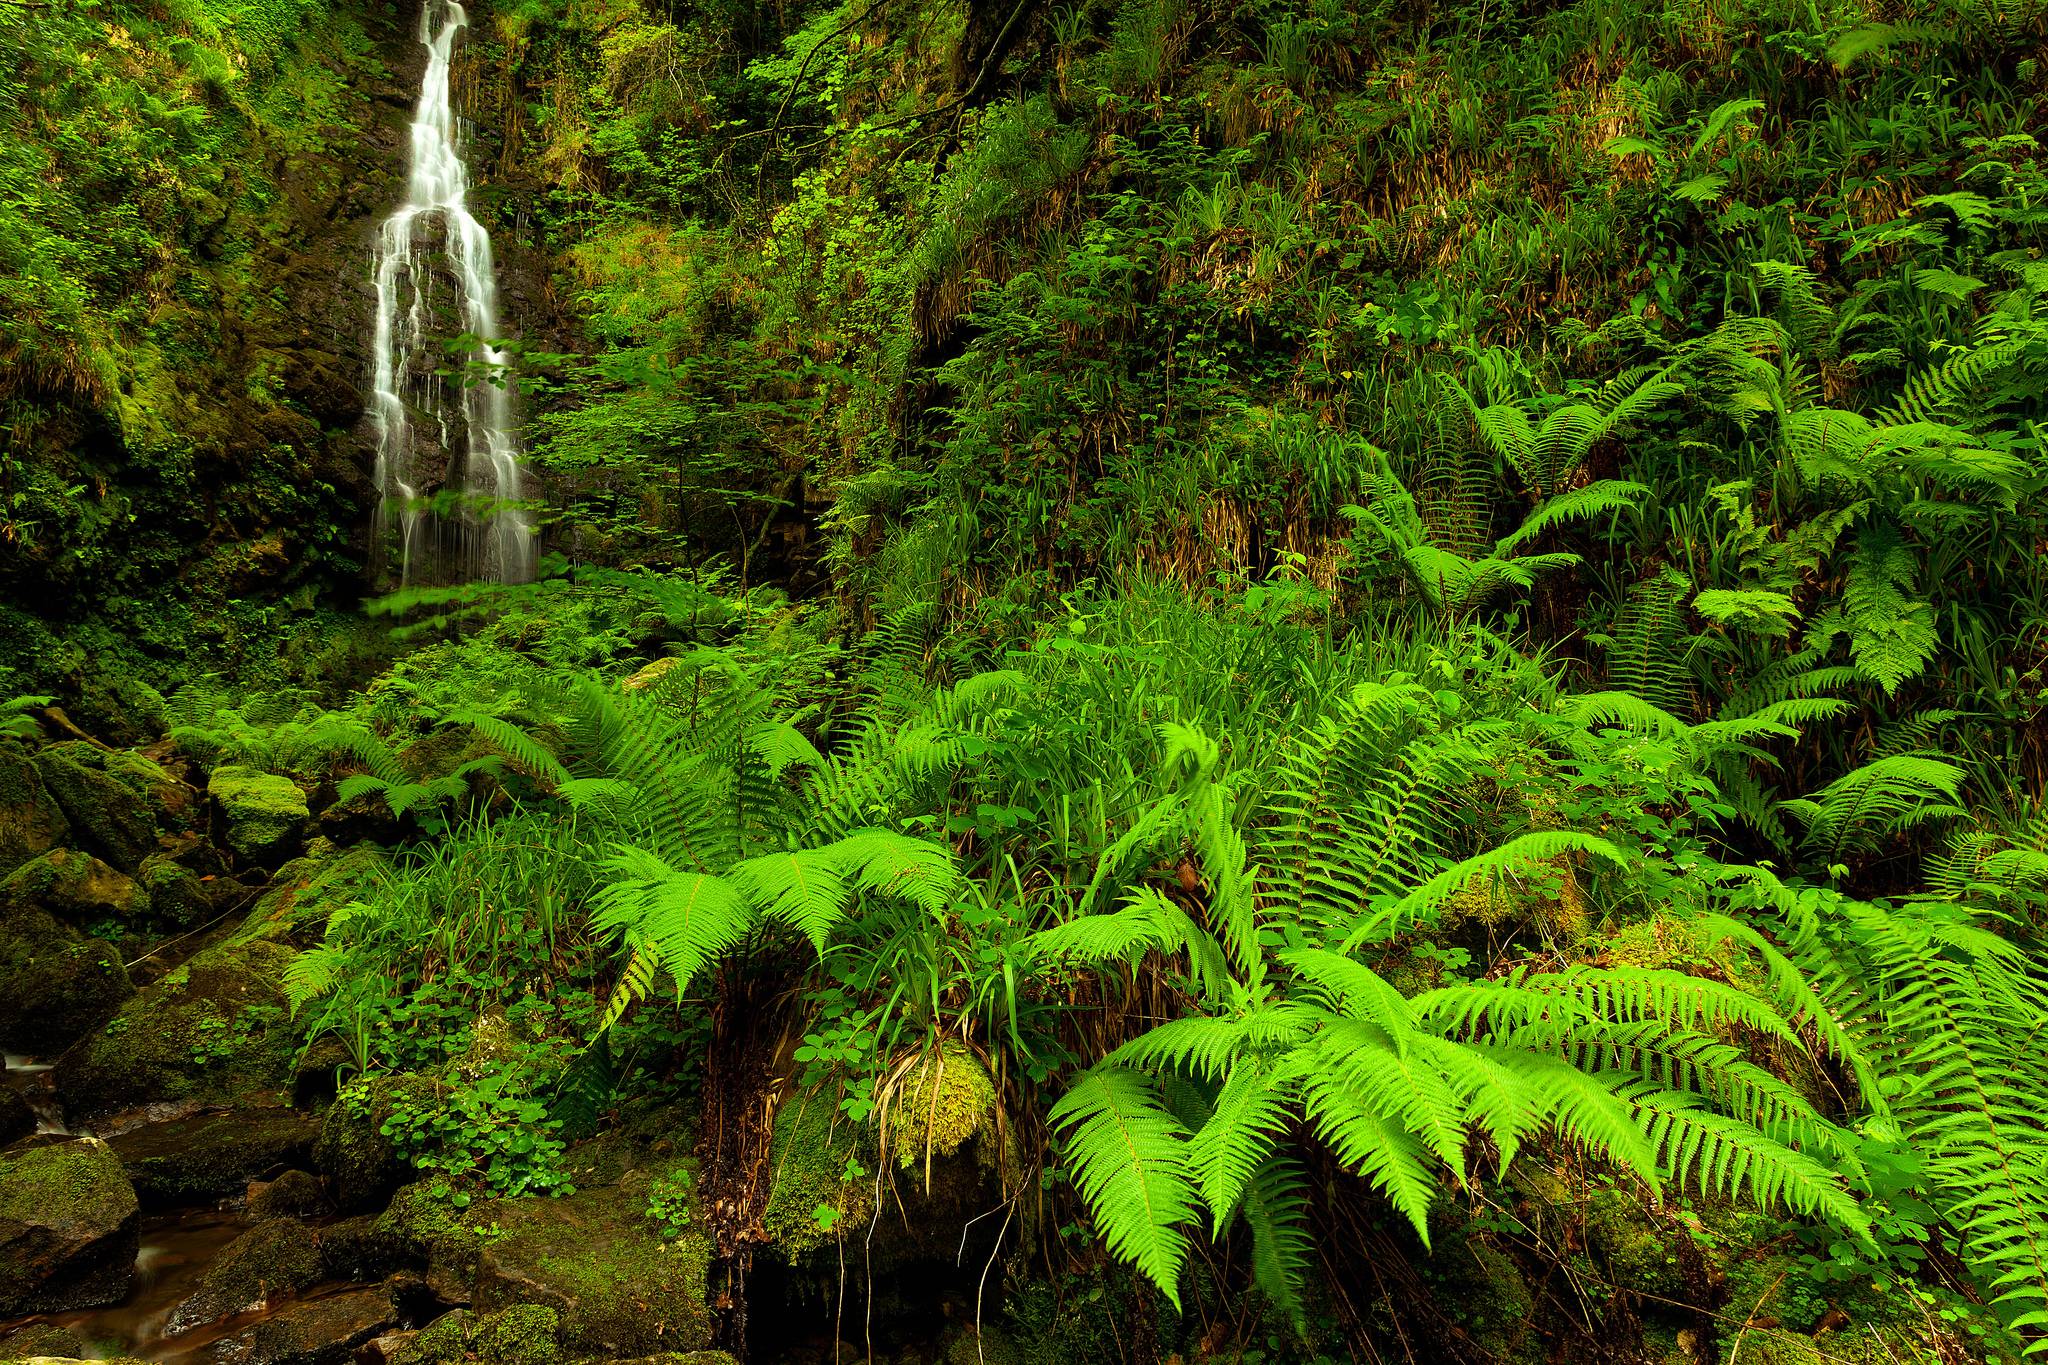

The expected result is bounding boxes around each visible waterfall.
[368,0,535,585]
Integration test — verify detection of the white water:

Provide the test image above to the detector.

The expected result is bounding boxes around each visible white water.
[368,0,534,585]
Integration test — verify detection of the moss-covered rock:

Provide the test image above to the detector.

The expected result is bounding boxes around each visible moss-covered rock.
[316,1074,438,1211]
[209,764,310,863]
[0,906,134,1053]
[0,1323,91,1359]
[315,1213,408,1283]
[452,1179,717,1356]
[0,1085,34,1146]
[390,1305,563,1365]
[0,741,69,879]
[31,745,160,870]
[0,1137,140,1314]
[135,854,215,930]
[249,1168,331,1221]
[236,845,384,946]
[107,1105,319,1208]
[0,848,149,923]
[1584,1186,1690,1303]
[53,938,298,1122]
[167,1217,324,1333]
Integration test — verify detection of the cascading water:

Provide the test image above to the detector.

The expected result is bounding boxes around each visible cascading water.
[368,0,535,585]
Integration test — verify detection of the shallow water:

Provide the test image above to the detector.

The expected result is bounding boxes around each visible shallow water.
[3,1051,74,1135]
[0,1209,249,1361]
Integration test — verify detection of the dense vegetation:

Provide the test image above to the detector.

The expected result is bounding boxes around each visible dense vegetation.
[2,0,2047,1360]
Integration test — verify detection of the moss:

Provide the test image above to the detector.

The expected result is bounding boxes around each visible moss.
[235,845,383,944]
[0,1322,90,1359]
[52,937,297,1120]
[1584,1187,1688,1302]
[106,1105,318,1208]
[207,764,310,860]
[320,1075,442,1211]
[886,1041,998,1169]
[0,848,150,922]
[30,746,158,869]
[760,1099,876,1260]
[167,1218,323,1332]
[0,1138,140,1316]
[0,1139,136,1229]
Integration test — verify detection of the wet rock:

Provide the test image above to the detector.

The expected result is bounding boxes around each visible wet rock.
[209,765,311,863]
[315,1074,437,1212]
[0,1137,140,1314]
[166,1217,324,1334]
[0,848,150,922]
[109,1105,319,1208]
[202,1283,398,1365]
[54,938,298,1123]
[0,1322,91,1359]
[468,1179,716,1356]
[0,740,69,878]
[0,906,134,1054]
[249,1168,332,1221]
[31,745,161,870]
[316,1214,407,1283]
[0,1085,34,1146]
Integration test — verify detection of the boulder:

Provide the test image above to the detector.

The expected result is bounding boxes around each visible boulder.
[202,1283,397,1365]
[0,741,69,878]
[315,1074,437,1212]
[209,765,310,862]
[108,1105,319,1208]
[135,854,217,930]
[0,907,134,1054]
[315,1214,408,1284]
[238,846,384,945]
[0,848,149,923]
[469,1180,716,1356]
[166,1217,324,1334]
[31,745,159,870]
[54,938,298,1122]
[250,1168,332,1221]
[388,1305,562,1365]
[0,1137,141,1314]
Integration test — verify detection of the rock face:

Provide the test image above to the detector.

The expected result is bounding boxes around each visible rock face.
[167,1217,325,1334]
[0,1137,141,1315]
[209,766,312,863]
[0,741,69,878]
[54,938,299,1122]
[108,1105,320,1208]
[0,1086,34,1146]
[250,1168,333,1222]
[0,905,134,1053]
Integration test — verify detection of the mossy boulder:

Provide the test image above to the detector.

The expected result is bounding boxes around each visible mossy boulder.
[0,741,69,878]
[31,745,162,870]
[761,1101,874,1260]
[0,907,134,1053]
[53,937,298,1122]
[391,1305,563,1365]
[107,1104,319,1208]
[315,1213,408,1283]
[167,1217,324,1333]
[249,1168,331,1221]
[0,1324,92,1358]
[0,848,149,923]
[1584,1187,1691,1303]
[0,1137,140,1314]
[209,765,311,863]
[316,1074,439,1211]
[459,1180,716,1356]
[236,845,384,946]
[135,854,215,930]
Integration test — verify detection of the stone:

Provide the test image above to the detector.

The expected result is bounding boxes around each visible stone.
[54,938,298,1123]
[31,746,158,870]
[0,1137,140,1314]
[238,846,385,945]
[0,741,69,879]
[166,1217,324,1334]
[0,1323,91,1359]
[108,1105,319,1208]
[0,848,149,923]
[208,764,311,862]
[135,853,216,930]
[0,906,134,1054]
[388,1305,562,1365]
[249,1168,332,1221]
[203,1283,397,1365]
[316,1214,408,1284]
